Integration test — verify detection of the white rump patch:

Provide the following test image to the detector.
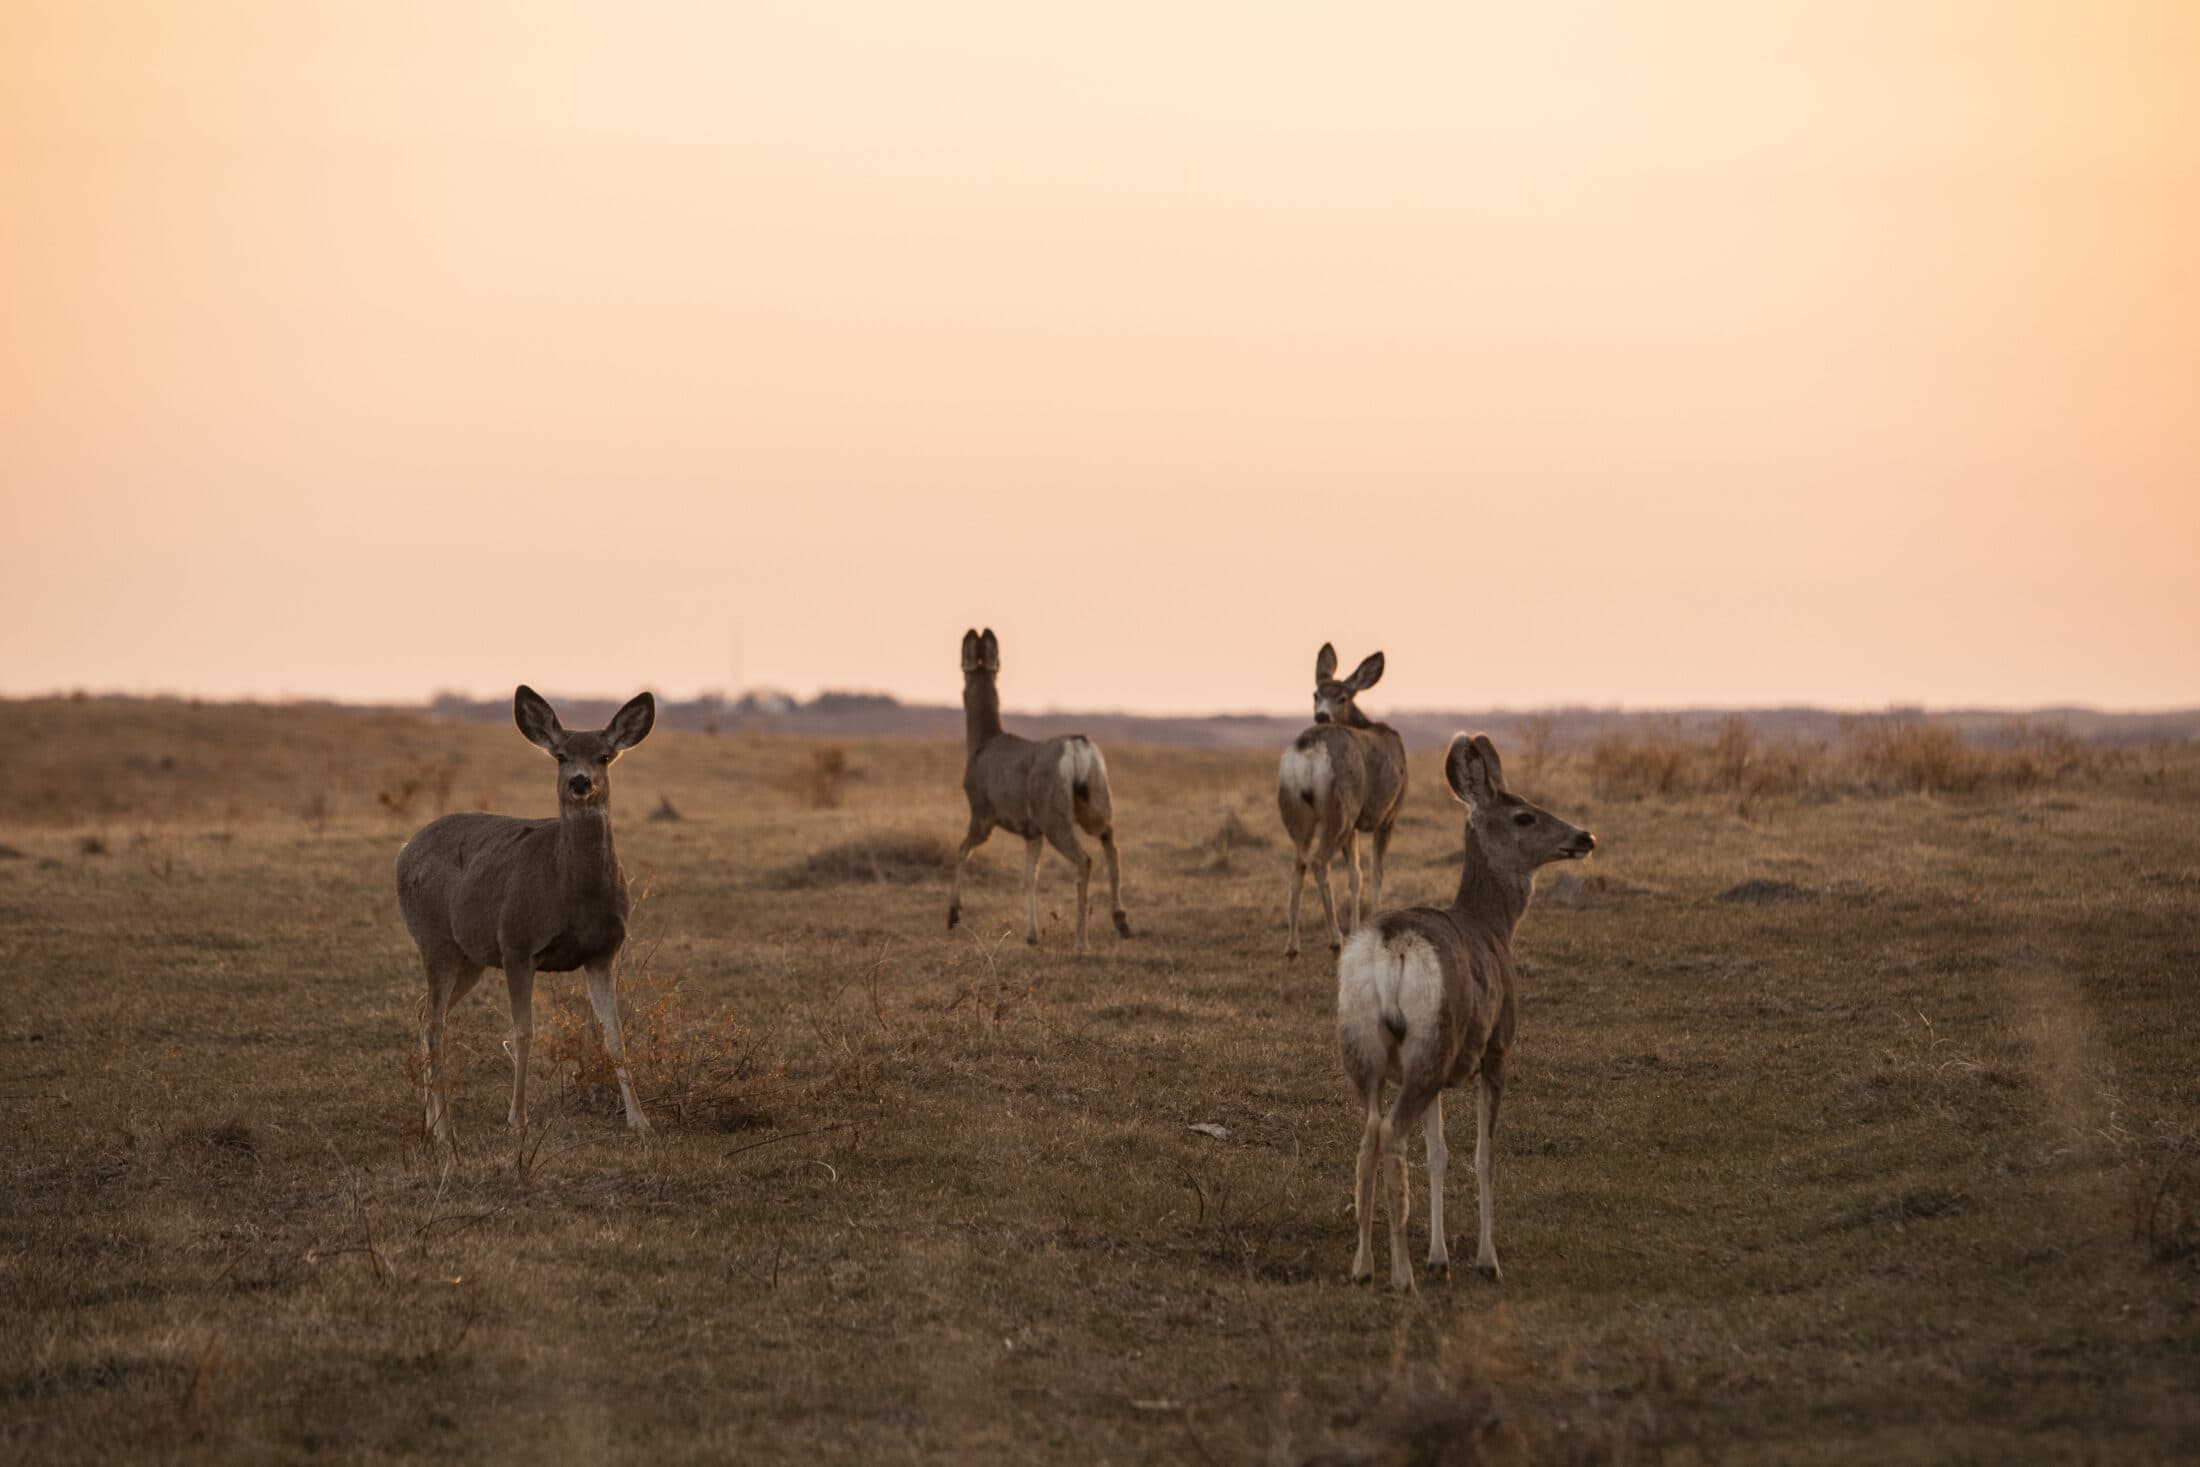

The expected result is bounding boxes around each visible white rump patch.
[1278,740,1333,810]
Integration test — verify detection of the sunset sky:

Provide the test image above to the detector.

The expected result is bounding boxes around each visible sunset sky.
[3,2,2194,714]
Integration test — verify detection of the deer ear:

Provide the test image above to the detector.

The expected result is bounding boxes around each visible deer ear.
[1472,734,1507,793]
[1349,651,1385,691]
[605,691,656,752]
[514,685,564,755]
[980,629,999,666]
[1315,643,1339,681]
[1444,733,1492,807]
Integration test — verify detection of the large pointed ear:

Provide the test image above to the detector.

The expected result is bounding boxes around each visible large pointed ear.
[604,691,656,753]
[1347,651,1385,691]
[979,628,999,669]
[514,685,564,755]
[1315,643,1338,681]
[1444,733,1494,807]
[1471,734,1506,793]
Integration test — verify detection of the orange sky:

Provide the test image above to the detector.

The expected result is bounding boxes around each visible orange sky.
[3,1,2195,713]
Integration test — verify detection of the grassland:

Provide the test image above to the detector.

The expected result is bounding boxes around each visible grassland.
[3,698,2196,1464]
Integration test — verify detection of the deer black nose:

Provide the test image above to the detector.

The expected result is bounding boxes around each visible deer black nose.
[567,774,592,797]
[1571,832,1597,856]
[1314,711,1331,724]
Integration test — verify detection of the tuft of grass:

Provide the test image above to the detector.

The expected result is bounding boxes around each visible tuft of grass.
[1188,808,1270,875]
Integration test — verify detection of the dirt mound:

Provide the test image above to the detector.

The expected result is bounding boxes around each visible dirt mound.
[773,833,970,888]
[1188,809,1272,875]
[1716,877,1816,905]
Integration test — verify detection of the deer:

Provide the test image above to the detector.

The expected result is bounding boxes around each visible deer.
[946,628,1130,955]
[1337,732,1595,1290]
[396,686,658,1148]
[1277,644,1408,958]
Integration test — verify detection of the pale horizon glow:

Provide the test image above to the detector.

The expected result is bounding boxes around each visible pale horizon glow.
[3,2,2195,716]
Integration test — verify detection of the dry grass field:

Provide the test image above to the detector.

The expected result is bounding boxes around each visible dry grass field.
[4,698,2197,1464]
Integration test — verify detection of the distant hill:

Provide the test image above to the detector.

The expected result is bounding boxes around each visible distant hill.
[415,690,2200,750]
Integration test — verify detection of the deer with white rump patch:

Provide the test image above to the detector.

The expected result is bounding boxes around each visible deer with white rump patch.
[1277,644,1407,958]
[946,628,1129,954]
[396,686,658,1147]
[1337,733,1594,1289]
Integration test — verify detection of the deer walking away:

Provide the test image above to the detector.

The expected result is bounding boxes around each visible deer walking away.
[946,628,1130,955]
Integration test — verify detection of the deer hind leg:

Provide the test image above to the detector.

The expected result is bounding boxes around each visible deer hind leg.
[1383,1085,1440,1292]
[947,819,991,930]
[1097,828,1130,939]
[419,952,477,1150]
[1350,1091,1383,1284]
[1370,822,1394,919]
[1046,824,1094,956]
[1341,829,1363,936]
[585,958,653,1137]
[503,960,535,1133]
[1286,846,1310,959]
[1423,1096,1451,1275]
[1311,835,1344,953]
[1019,835,1044,945]
[1475,1072,1504,1280]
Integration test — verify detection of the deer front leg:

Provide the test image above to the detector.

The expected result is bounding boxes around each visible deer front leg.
[585,958,653,1137]
[1021,836,1043,945]
[504,960,536,1133]
[947,820,990,930]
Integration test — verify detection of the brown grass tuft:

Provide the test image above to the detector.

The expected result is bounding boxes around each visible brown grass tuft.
[537,951,780,1133]
[1188,809,1270,874]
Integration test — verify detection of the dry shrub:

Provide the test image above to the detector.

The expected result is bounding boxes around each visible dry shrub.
[1586,728,1693,799]
[1189,809,1270,875]
[536,952,779,1132]
[773,832,964,888]
[1846,720,1992,794]
[778,744,851,808]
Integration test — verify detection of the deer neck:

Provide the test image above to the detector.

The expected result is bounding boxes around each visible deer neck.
[1452,824,1532,940]
[1338,704,1375,731]
[964,673,1004,753]
[557,803,622,899]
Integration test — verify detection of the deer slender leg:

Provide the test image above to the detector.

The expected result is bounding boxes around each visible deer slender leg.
[584,959,653,1137]
[1341,829,1363,936]
[1384,1086,1439,1292]
[1022,836,1043,945]
[1351,1094,1382,1283]
[504,960,535,1132]
[1312,842,1343,953]
[947,820,990,930]
[1424,1097,1450,1275]
[1475,1074,1503,1280]
[1286,851,1309,959]
[1370,823,1394,920]
[420,954,475,1149]
[1098,828,1130,938]
[1046,826,1094,957]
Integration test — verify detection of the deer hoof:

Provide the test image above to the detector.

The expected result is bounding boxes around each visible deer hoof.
[1389,1272,1417,1294]
[946,908,960,930]
[1112,912,1132,938]
[1284,945,1299,960]
[1427,1260,1451,1279]
[1476,1260,1503,1283]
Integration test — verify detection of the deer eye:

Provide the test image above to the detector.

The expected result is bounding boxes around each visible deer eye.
[1511,811,1536,828]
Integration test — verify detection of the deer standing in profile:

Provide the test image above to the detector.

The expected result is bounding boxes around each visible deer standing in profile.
[946,628,1130,955]
[1337,733,1594,1290]
[1277,644,1407,958]
[396,686,658,1147]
